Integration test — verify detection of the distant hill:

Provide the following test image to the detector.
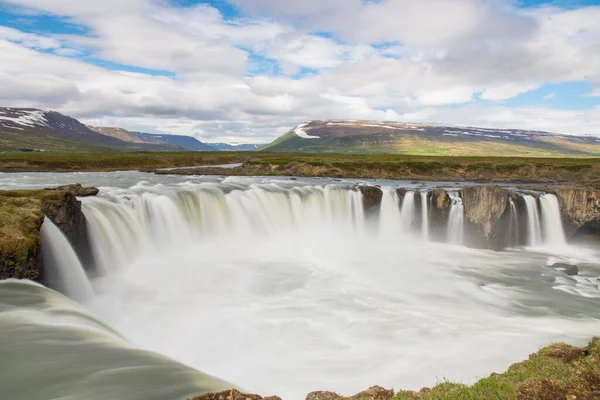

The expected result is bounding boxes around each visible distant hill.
[86,126,146,144]
[0,107,264,153]
[0,108,184,153]
[131,132,216,151]
[208,143,264,151]
[259,120,600,156]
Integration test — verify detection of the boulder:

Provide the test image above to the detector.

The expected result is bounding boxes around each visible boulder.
[550,263,579,276]
[306,386,393,400]
[188,389,281,400]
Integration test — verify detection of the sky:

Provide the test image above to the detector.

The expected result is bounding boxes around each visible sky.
[0,0,599,143]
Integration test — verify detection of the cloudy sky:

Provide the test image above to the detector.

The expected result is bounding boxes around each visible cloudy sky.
[0,0,599,143]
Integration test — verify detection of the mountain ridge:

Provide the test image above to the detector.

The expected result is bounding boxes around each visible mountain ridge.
[260,120,600,156]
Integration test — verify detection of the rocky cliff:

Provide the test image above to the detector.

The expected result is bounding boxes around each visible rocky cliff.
[0,185,97,280]
[550,188,600,237]
[356,184,600,250]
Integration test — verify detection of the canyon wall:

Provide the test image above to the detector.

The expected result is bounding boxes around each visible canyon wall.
[0,186,97,280]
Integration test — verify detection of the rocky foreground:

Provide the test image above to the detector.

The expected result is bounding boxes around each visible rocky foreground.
[188,339,600,400]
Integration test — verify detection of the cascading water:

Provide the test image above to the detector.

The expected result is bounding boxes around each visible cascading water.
[84,185,366,272]
[420,191,430,240]
[522,195,542,247]
[446,192,464,245]
[378,187,402,234]
[540,194,567,247]
[40,218,94,301]
[507,198,519,247]
[399,191,416,232]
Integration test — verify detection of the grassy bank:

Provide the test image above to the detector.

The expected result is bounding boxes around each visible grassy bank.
[1,151,600,187]
[395,339,600,400]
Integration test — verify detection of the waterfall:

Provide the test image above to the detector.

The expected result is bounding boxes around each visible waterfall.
[40,218,94,301]
[420,191,429,240]
[508,198,519,247]
[399,191,416,232]
[379,187,402,234]
[446,192,464,245]
[522,195,542,247]
[539,194,566,246]
[84,185,366,272]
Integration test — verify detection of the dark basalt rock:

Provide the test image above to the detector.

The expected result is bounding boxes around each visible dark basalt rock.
[359,186,383,215]
[550,263,579,276]
[46,183,99,197]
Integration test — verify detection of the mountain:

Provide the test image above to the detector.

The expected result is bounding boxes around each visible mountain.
[260,120,600,156]
[131,132,216,151]
[208,143,264,151]
[86,126,146,144]
[0,108,183,152]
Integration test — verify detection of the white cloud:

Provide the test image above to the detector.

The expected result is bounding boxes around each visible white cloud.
[0,0,598,142]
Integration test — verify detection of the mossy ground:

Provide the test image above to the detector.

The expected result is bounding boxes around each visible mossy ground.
[0,190,70,264]
[395,339,600,400]
[3,152,600,187]
[0,196,44,263]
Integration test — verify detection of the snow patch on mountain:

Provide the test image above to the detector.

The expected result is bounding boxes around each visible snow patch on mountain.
[0,108,48,128]
[293,123,320,139]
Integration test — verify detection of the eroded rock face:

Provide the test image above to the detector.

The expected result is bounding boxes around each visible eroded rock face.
[428,189,450,241]
[551,188,600,237]
[42,191,95,271]
[460,186,511,250]
[359,186,383,215]
[46,183,99,197]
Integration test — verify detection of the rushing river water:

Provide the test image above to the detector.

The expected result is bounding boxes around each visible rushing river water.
[1,172,600,400]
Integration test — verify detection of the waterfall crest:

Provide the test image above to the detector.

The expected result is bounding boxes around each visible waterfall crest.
[40,218,94,301]
[399,191,417,232]
[539,194,567,246]
[446,192,464,245]
[420,191,430,241]
[522,195,542,247]
[508,198,519,247]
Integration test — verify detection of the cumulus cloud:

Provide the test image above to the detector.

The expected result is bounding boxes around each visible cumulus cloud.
[0,0,598,141]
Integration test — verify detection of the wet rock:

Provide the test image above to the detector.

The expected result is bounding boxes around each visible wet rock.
[306,391,342,400]
[460,186,511,250]
[189,389,280,400]
[551,188,600,237]
[359,186,383,214]
[306,386,393,400]
[46,183,99,197]
[350,386,394,400]
[551,263,579,276]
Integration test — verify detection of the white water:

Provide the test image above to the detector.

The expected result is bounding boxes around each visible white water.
[508,198,519,247]
[446,192,464,245]
[399,191,416,232]
[2,173,600,400]
[420,191,430,241]
[84,184,365,272]
[523,195,543,247]
[40,218,94,301]
[540,194,567,247]
[378,187,402,234]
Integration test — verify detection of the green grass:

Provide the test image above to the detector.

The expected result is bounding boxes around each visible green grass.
[394,340,600,400]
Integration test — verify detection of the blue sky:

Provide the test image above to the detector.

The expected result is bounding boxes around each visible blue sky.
[0,0,599,141]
